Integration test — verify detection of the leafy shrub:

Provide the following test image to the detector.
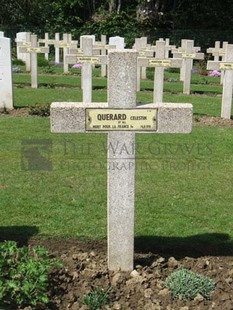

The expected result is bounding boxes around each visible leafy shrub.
[12,58,25,66]
[83,287,111,310]
[164,268,215,300]
[41,64,55,74]
[29,103,50,116]
[167,67,180,74]
[0,240,62,308]
[37,54,50,67]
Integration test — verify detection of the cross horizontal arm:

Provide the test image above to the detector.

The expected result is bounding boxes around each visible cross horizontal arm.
[65,55,108,65]
[207,61,221,70]
[50,102,192,134]
[172,52,204,60]
[137,57,182,68]
[19,46,49,54]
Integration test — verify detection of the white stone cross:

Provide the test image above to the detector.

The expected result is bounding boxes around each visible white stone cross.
[207,41,228,84]
[38,33,50,60]
[93,35,116,77]
[0,36,13,110]
[15,32,31,71]
[133,37,150,83]
[207,41,221,61]
[172,39,201,82]
[134,37,153,91]
[207,44,233,119]
[54,33,78,73]
[50,50,193,271]
[19,34,49,88]
[138,40,182,102]
[172,40,204,94]
[38,33,60,61]
[65,37,107,103]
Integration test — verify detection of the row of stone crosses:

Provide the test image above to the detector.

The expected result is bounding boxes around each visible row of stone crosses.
[0,31,233,119]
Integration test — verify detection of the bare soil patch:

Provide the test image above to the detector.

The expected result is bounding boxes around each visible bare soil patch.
[17,238,233,310]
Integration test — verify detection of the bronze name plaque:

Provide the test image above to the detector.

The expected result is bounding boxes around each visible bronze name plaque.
[86,108,157,131]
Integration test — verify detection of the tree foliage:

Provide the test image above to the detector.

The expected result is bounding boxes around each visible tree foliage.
[1,0,233,47]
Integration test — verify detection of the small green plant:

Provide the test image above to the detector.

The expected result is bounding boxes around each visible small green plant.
[0,240,62,308]
[167,67,180,74]
[83,287,111,310]
[28,103,50,116]
[12,58,25,66]
[194,114,201,122]
[37,55,50,67]
[164,268,215,300]
[41,64,55,74]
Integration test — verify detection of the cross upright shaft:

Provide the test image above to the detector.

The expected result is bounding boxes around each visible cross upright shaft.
[107,50,137,271]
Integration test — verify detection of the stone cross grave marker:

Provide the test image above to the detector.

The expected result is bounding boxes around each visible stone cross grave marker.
[15,32,31,71]
[38,33,50,60]
[173,40,204,94]
[220,42,228,85]
[156,38,176,59]
[207,41,228,84]
[54,33,78,73]
[19,34,49,88]
[93,35,116,77]
[65,37,107,103]
[94,35,107,77]
[207,41,221,61]
[55,33,60,64]
[0,36,13,110]
[133,37,149,81]
[39,33,61,61]
[109,36,125,49]
[51,50,193,271]
[207,44,233,119]
[164,38,176,58]
[172,39,200,82]
[138,40,182,102]
[0,32,4,37]
[133,37,153,91]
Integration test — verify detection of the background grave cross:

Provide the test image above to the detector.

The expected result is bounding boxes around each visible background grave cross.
[54,33,78,73]
[207,41,228,84]
[93,35,116,77]
[65,37,107,103]
[207,41,221,61]
[19,34,49,88]
[138,40,182,102]
[38,33,58,61]
[207,44,233,119]
[134,37,154,91]
[15,32,31,72]
[50,50,193,271]
[172,40,204,94]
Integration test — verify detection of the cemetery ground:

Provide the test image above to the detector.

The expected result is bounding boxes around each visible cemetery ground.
[0,62,233,309]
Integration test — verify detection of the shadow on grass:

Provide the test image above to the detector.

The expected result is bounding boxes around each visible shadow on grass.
[135,233,233,259]
[0,226,39,246]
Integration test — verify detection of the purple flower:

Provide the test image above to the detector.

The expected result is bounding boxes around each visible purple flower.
[208,70,221,77]
[72,63,82,69]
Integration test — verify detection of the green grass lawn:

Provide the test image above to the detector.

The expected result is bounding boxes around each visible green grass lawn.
[1,66,233,252]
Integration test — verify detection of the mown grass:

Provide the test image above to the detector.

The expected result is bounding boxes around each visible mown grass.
[0,64,233,251]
